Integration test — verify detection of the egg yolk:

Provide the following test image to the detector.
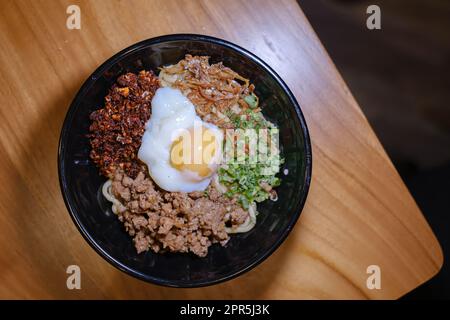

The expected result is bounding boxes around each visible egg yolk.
[170,126,218,177]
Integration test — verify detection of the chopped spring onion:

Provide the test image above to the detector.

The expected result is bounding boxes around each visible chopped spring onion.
[244,93,259,109]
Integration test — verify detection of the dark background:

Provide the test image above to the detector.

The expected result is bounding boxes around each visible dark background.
[298,0,450,299]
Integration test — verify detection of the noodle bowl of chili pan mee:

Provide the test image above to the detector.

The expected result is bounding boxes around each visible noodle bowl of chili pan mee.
[58,34,312,287]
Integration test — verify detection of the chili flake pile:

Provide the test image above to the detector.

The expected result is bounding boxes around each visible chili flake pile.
[88,70,159,178]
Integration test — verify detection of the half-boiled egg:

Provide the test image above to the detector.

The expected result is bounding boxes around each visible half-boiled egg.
[138,87,223,192]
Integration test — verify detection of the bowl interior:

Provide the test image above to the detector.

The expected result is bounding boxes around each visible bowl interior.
[59,36,311,287]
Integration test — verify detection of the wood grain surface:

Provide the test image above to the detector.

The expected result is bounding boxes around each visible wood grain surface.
[0,0,442,299]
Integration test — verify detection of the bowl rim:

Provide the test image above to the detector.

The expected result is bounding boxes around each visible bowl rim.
[58,33,312,288]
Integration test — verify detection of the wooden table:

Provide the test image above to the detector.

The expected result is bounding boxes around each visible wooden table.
[0,0,442,299]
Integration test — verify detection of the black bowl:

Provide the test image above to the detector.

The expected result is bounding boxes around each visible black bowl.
[58,34,312,287]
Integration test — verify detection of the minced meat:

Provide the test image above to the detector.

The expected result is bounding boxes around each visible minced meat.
[111,170,249,257]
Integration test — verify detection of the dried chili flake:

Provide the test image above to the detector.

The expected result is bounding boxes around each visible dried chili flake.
[88,70,159,178]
